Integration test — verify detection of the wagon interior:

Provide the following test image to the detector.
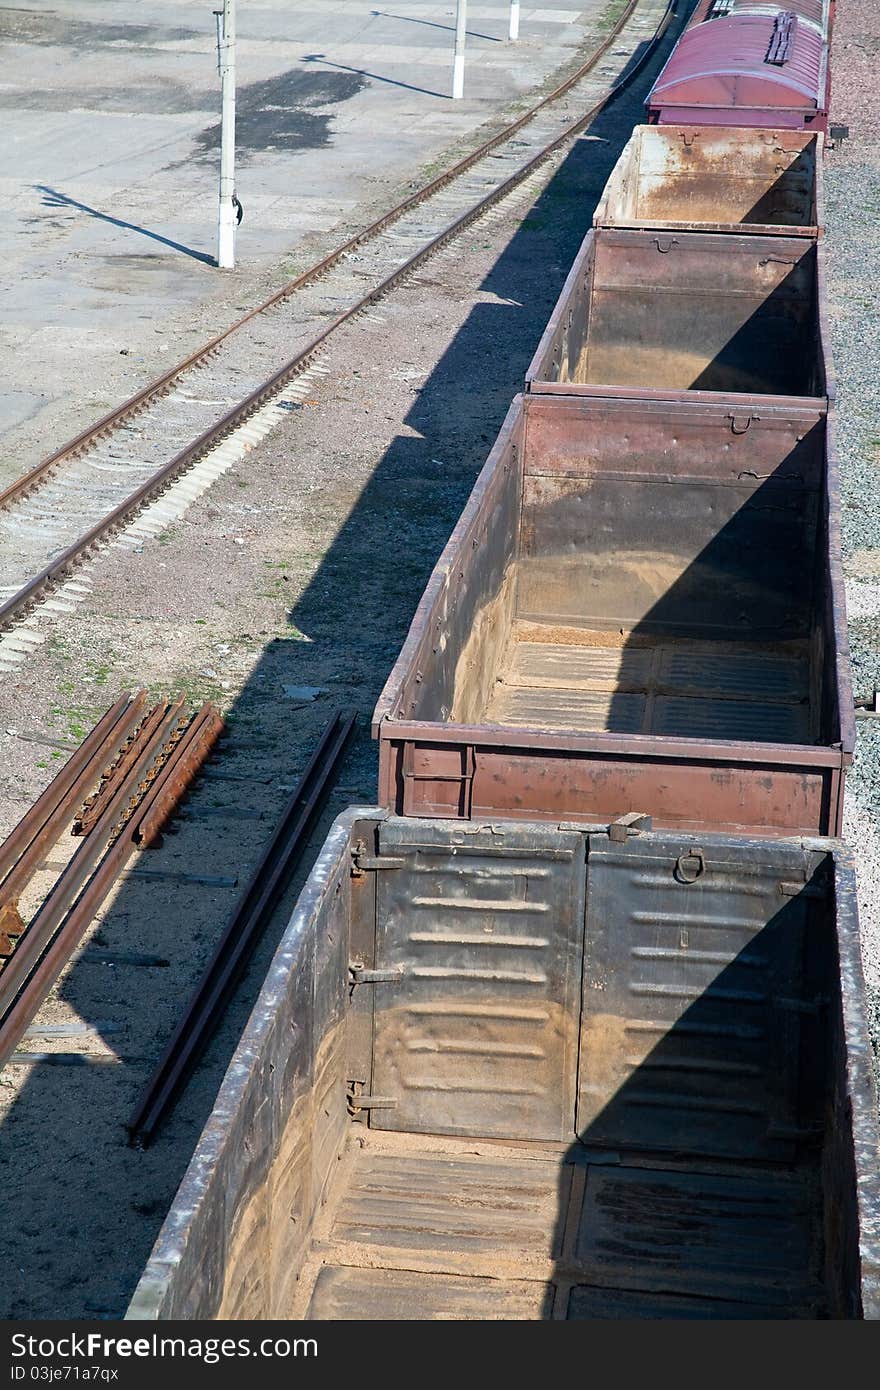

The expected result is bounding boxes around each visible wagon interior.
[129,816,872,1320]
[384,395,839,757]
[595,126,821,233]
[527,228,824,399]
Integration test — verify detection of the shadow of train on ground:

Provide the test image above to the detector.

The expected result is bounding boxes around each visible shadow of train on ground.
[0,8,700,1319]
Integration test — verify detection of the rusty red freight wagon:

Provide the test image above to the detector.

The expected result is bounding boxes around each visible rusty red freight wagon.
[594,124,824,237]
[372,394,852,835]
[690,1,832,43]
[127,808,880,1320]
[646,11,830,130]
[524,225,828,404]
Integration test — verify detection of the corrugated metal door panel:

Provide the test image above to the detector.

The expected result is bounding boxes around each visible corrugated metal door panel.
[370,820,586,1140]
[577,834,814,1161]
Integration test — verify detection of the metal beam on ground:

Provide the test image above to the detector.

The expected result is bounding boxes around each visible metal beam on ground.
[127,710,357,1146]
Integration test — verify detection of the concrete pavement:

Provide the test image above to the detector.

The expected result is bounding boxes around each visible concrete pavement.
[1,0,612,481]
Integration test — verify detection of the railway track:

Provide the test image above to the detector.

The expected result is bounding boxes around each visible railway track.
[0,0,674,670]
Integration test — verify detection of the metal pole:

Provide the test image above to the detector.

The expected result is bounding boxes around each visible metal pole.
[215,0,236,269]
[508,0,520,41]
[452,0,467,98]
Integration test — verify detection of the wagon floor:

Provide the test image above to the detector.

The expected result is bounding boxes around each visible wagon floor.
[301,1132,826,1320]
[484,625,812,743]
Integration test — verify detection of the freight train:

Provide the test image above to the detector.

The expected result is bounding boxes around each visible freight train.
[647,0,834,129]
[128,2,880,1321]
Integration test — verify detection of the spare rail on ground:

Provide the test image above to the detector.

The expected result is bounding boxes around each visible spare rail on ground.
[0,695,225,1069]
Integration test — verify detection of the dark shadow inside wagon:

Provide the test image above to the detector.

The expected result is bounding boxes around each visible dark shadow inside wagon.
[740,148,817,228]
[526,228,825,399]
[510,422,829,747]
[580,246,821,396]
[546,862,855,1320]
[686,261,819,393]
[467,460,824,743]
[311,837,868,1322]
[373,390,848,833]
[595,125,820,232]
[126,814,876,1320]
[310,898,838,1319]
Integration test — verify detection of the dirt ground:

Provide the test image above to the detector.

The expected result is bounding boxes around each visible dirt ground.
[0,19,686,1318]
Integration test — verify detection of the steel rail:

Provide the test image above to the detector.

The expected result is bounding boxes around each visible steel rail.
[0,0,675,634]
[0,700,224,1069]
[131,702,227,848]
[0,692,147,953]
[127,709,356,1146]
[72,699,171,837]
[0,0,643,516]
[0,692,143,888]
[0,698,187,1030]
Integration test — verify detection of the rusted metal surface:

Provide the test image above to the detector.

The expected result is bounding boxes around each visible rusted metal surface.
[127,709,355,1146]
[595,125,824,236]
[0,903,24,958]
[526,226,825,401]
[72,699,169,836]
[0,700,224,1069]
[373,392,851,835]
[0,691,147,945]
[378,721,846,833]
[126,811,880,1320]
[132,703,226,848]
[646,12,829,129]
[0,693,143,882]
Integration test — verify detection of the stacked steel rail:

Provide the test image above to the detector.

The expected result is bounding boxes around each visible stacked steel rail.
[0,694,224,1067]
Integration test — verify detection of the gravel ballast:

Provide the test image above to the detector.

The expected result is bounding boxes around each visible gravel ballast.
[825,0,880,1065]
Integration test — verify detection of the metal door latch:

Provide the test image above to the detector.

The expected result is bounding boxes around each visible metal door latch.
[347,1081,397,1115]
[674,848,705,884]
[608,812,653,843]
[727,412,758,434]
[779,880,830,900]
[348,962,405,987]
[350,839,405,877]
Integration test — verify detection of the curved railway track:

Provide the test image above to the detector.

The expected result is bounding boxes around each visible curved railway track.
[0,0,675,649]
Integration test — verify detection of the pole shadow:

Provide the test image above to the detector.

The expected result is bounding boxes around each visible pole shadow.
[370,9,503,41]
[34,186,215,266]
[302,52,449,100]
